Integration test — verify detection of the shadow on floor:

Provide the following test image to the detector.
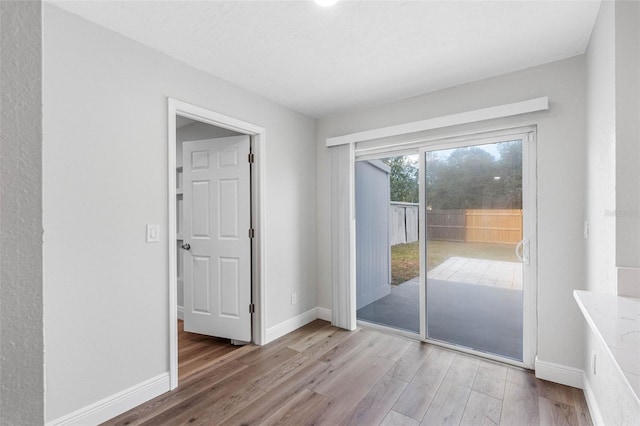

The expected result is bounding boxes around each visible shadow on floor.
[356,278,523,361]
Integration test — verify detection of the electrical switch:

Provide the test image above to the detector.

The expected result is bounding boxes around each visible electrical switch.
[147,224,160,243]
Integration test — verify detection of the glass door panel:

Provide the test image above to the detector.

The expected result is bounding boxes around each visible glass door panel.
[424,140,524,361]
[356,155,420,334]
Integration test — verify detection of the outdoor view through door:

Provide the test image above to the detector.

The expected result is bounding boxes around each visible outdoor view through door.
[425,140,523,361]
[356,138,525,362]
[356,155,421,333]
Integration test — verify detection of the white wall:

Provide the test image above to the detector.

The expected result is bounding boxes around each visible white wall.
[585,0,617,296]
[0,2,45,424]
[584,0,640,294]
[317,56,587,374]
[614,1,640,270]
[43,5,316,422]
[583,1,640,422]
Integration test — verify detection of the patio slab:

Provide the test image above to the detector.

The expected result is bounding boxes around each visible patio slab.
[428,256,522,289]
[357,279,420,333]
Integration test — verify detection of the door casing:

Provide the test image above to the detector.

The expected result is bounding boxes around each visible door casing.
[167,99,266,389]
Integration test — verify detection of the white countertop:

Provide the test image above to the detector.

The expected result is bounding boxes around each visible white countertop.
[574,290,640,404]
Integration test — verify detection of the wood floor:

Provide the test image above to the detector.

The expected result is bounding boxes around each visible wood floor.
[175,320,240,382]
[103,320,592,426]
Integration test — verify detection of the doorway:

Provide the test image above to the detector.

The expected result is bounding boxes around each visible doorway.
[179,132,252,342]
[168,99,267,389]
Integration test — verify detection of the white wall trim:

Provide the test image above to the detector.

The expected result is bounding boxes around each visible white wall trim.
[535,357,584,389]
[316,307,332,322]
[582,377,605,426]
[177,305,184,321]
[326,97,549,147]
[46,373,170,426]
[265,307,330,343]
[168,98,267,390]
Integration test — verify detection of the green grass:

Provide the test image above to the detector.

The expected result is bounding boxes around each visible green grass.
[390,240,518,285]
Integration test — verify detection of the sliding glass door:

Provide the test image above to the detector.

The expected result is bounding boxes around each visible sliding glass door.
[354,130,535,366]
[420,136,531,362]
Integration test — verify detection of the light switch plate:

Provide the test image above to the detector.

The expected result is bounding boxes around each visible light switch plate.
[146,224,160,243]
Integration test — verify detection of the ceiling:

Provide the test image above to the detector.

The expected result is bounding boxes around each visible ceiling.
[50,0,601,118]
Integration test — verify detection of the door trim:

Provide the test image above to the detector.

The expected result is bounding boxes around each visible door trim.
[167,98,267,390]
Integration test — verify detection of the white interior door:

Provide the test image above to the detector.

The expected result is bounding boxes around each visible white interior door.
[182,135,252,341]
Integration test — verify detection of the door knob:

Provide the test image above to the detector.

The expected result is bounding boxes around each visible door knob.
[181,243,191,251]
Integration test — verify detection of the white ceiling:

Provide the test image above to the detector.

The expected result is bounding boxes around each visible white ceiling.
[50,0,601,118]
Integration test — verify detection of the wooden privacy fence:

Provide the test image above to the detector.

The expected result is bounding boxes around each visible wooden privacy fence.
[391,205,522,245]
[428,208,522,244]
[464,209,522,244]
[425,209,465,242]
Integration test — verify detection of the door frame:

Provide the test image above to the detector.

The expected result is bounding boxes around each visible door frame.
[167,98,266,389]
[353,126,537,369]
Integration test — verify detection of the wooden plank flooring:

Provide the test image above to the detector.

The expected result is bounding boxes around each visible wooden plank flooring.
[103,320,592,426]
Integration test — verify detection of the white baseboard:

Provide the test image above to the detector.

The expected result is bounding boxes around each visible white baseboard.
[177,305,184,320]
[46,373,170,426]
[582,377,605,426]
[265,307,332,344]
[535,357,583,389]
[317,307,332,322]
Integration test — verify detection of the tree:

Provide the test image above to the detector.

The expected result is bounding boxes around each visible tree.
[493,140,522,208]
[425,142,522,210]
[382,156,419,203]
[382,142,523,209]
[427,147,497,209]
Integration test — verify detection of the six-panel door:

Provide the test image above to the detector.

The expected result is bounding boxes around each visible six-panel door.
[182,136,252,341]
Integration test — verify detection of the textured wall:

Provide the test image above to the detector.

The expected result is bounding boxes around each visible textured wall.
[0,1,45,425]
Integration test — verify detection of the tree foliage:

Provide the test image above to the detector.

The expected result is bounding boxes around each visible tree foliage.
[426,141,522,209]
[383,141,522,209]
[382,156,419,203]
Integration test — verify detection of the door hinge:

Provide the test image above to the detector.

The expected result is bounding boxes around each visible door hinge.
[248,228,255,239]
[248,153,255,163]
[249,303,255,314]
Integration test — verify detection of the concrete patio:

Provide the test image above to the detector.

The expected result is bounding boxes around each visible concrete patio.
[428,256,522,289]
[356,257,524,360]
